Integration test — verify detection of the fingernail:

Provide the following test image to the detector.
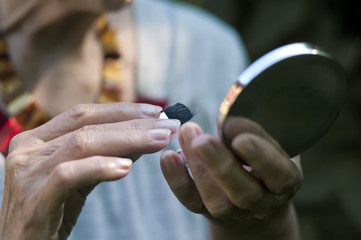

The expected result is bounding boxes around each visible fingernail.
[177,149,187,164]
[149,129,171,141]
[116,158,132,170]
[140,104,163,117]
[161,152,177,172]
[156,119,180,133]
[161,150,186,173]
[181,124,200,143]
[232,135,257,158]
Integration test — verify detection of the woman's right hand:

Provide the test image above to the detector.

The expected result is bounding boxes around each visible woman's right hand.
[0,102,180,240]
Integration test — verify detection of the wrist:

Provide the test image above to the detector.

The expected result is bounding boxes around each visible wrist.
[0,199,20,240]
[208,203,299,240]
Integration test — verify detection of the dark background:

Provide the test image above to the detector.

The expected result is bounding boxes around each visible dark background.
[177,0,361,239]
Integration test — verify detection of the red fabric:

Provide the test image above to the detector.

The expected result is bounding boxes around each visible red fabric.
[136,96,169,110]
[0,116,23,156]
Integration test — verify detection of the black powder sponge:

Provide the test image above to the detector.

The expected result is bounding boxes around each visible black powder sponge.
[163,103,194,125]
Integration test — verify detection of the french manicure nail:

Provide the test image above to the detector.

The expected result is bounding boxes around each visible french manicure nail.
[116,158,132,170]
[149,129,171,141]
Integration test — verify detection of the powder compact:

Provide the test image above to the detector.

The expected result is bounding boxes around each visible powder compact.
[218,42,347,157]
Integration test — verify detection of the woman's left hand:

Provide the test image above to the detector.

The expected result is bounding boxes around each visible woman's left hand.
[160,117,303,239]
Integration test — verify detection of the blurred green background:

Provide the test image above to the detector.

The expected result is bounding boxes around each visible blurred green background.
[178,0,361,239]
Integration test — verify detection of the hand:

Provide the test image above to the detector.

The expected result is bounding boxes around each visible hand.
[3,0,134,114]
[1,0,132,33]
[0,102,180,240]
[160,117,302,239]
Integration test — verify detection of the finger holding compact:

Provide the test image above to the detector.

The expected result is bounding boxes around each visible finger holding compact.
[177,121,302,221]
[231,133,302,200]
[223,117,303,204]
[178,123,266,219]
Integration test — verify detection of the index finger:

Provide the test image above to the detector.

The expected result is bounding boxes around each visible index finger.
[33,102,162,142]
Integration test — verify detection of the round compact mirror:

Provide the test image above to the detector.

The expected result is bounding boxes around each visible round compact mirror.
[218,43,347,158]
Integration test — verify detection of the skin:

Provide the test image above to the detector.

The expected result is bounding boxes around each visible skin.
[0,102,181,240]
[0,0,303,239]
[161,118,302,239]
[4,0,134,116]
[1,0,133,34]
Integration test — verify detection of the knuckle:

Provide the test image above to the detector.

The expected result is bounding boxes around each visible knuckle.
[67,130,95,153]
[272,193,292,206]
[139,119,153,129]
[185,200,205,214]
[78,125,94,132]
[88,156,111,175]
[66,104,93,123]
[273,162,303,195]
[235,189,263,209]
[5,154,24,172]
[208,200,234,219]
[5,150,44,180]
[127,119,142,131]
[282,175,302,199]
[234,134,258,158]
[8,131,30,152]
[212,159,233,178]
[51,163,73,186]
[116,102,136,113]
[127,119,154,132]
[114,102,136,118]
[5,152,35,175]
